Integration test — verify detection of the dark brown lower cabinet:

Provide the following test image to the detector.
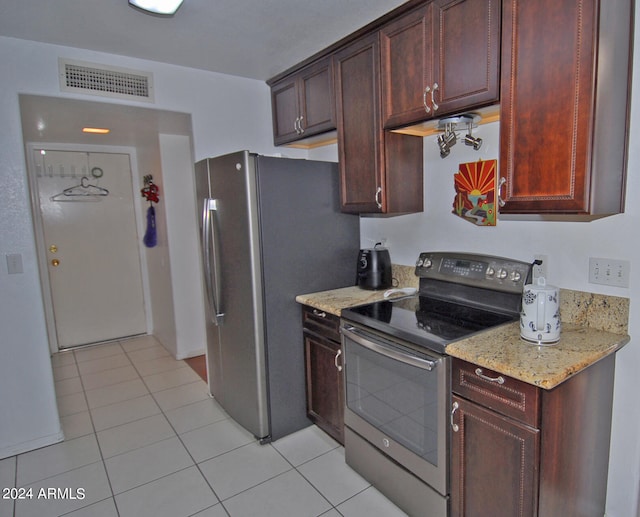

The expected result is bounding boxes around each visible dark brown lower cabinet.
[302,306,344,444]
[451,395,539,516]
[451,355,616,517]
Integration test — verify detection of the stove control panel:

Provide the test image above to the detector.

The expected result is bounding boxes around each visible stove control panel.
[415,252,531,294]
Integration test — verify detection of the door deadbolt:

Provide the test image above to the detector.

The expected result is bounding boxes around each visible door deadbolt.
[51,259,60,267]
[49,245,58,253]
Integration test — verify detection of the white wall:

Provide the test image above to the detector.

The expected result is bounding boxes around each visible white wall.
[0,34,299,457]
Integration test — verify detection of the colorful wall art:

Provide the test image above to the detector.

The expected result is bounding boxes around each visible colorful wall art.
[452,159,498,226]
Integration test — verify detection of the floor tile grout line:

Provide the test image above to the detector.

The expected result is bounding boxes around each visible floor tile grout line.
[90,337,198,516]
[58,347,120,516]
[36,337,387,517]
[125,344,230,513]
[73,343,126,364]
[56,495,119,517]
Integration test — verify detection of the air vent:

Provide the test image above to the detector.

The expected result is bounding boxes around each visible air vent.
[59,59,154,102]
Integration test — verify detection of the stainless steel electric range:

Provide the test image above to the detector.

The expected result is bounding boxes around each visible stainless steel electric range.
[340,252,531,517]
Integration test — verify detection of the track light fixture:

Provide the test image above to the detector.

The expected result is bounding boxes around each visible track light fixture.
[464,121,483,150]
[437,123,457,158]
[436,114,481,158]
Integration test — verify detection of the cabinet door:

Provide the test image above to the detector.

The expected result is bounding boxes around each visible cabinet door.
[298,57,336,138]
[336,33,424,214]
[304,332,344,444]
[499,0,610,214]
[451,395,539,517]
[271,76,301,145]
[380,0,500,129]
[432,0,500,116]
[380,4,434,129]
[335,33,385,213]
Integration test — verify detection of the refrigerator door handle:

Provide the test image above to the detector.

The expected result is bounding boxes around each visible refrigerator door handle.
[202,198,225,324]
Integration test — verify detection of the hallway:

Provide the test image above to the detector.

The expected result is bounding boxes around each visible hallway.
[0,336,408,517]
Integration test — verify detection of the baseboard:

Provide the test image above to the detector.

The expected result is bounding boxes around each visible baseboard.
[0,430,64,460]
[176,348,206,360]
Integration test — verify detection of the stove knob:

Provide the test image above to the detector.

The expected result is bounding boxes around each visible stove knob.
[416,258,424,267]
[510,271,522,282]
[497,268,508,279]
[486,267,495,278]
[423,259,433,269]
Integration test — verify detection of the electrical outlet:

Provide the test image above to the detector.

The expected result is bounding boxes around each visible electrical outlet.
[589,257,630,288]
[533,254,548,282]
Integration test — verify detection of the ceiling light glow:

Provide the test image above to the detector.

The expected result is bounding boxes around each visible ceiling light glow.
[128,0,184,15]
[82,127,111,134]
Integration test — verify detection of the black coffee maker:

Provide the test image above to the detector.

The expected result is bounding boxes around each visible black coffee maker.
[356,245,392,290]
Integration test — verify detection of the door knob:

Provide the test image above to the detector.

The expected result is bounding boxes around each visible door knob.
[49,245,58,253]
[51,259,60,267]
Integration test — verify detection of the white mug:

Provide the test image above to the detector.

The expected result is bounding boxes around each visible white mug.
[520,277,561,344]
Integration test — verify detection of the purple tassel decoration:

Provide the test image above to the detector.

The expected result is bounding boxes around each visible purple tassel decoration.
[143,205,157,247]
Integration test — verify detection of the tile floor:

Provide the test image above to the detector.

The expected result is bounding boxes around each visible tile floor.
[0,336,409,517]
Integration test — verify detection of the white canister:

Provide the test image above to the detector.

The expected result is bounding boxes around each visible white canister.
[520,277,561,344]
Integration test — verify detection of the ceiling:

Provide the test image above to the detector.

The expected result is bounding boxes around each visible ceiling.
[0,0,408,81]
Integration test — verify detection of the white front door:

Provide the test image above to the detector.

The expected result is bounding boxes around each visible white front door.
[35,150,147,349]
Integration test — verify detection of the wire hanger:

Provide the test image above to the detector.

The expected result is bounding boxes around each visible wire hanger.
[51,176,109,202]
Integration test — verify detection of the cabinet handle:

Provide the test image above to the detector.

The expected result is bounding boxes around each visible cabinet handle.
[294,117,299,134]
[475,367,505,385]
[299,115,304,134]
[423,85,431,114]
[451,401,459,432]
[375,186,383,209]
[334,349,343,372]
[497,177,507,208]
[431,83,439,112]
[312,309,326,318]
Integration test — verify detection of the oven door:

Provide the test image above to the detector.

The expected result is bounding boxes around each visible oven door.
[341,322,450,496]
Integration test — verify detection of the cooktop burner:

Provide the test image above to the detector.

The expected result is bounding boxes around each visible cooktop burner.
[341,252,532,354]
[342,295,517,354]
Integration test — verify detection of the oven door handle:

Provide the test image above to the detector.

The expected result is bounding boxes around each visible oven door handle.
[341,325,439,371]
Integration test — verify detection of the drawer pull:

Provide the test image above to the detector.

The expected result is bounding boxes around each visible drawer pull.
[451,401,459,432]
[475,368,505,385]
[312,309,327,318]
[334,349,343,372]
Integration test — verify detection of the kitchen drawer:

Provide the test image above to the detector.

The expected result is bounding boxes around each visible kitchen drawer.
[452,358,540,427]
[302,305,340,343]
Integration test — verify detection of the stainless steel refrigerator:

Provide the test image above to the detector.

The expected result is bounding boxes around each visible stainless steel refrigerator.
[194,151,359,442]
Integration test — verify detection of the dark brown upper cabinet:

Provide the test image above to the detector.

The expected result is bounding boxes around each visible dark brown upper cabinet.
[380,0,501,130]
[499,0,633,217]
[270,56,336,146]
[334,32,423,214]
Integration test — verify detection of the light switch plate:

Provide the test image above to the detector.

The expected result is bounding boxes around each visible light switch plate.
[588,257,630,288]
[6,253,23,274]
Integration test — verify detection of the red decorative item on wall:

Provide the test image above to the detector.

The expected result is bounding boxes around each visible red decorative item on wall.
[141,175,160,204]
[141,174,159,247]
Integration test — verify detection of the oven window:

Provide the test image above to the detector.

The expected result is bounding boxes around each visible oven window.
[344,337,440,466]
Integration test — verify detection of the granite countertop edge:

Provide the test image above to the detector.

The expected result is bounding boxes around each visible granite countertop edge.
[445,322,630,389]
[295,285,630,390]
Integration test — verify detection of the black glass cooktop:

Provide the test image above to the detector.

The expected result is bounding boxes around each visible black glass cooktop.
[341,295,517,354]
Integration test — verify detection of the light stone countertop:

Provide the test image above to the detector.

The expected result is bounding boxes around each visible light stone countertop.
[295,286,400,316]
[296,267,631,390]
[446,322,629,389]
